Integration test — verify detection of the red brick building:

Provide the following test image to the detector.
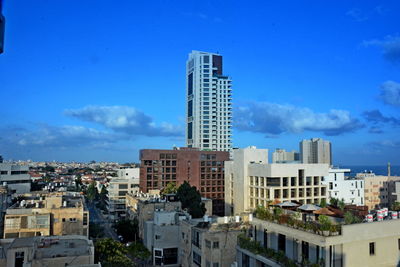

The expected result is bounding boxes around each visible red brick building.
[139,148,229,216]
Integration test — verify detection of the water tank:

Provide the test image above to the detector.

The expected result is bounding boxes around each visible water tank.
[391,211,398,220]
[366,214,373,222]
[224,216,228,224]
[377,210,384,221]
[203,215,208,222]
[249,213,253,222]
[235,216,240,223]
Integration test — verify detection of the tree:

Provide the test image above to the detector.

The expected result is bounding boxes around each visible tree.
[95,238,133,267]
[176,181,206,218]
[75,174,83,191]
[114,219,139,242]
[391,202,400,211]
[89,222,105,238]
[128,242,151,261]
[161,182,177,195]
[320,198,327,208]
[329,198,338,207]
[86,181,98,202]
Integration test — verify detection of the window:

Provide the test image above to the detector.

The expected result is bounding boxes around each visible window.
[213,263,219,267]
[206,239,211,248]
[398,239,400,250]
[278,234,286,253]
[193,251,201,266]
[155,235,161,239]
[369,242,375,255]
[213,241,219,248]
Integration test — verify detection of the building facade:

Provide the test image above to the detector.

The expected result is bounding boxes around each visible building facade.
[359,172,400,210]
[322,168,364,206]
[0,235,95,267]
[106,167,140,220]
[225,147,328,216]
[140,148,229,216]
[237,217,400,267]
[186,50,233,151]
[272,149,300,163]
[3,192,89,238]
[300,138,332,165]
[0,163,31,195]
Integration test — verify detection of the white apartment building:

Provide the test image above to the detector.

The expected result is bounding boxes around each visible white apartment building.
[0,163,31,195]
[225,147,329,216]
[322,168,364,206]
[300,138,332,165]
[107,167,140,220]
[272,149,299,163]
[186,50,233,151]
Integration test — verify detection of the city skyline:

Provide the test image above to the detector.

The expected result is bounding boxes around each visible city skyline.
[0,0,400,165]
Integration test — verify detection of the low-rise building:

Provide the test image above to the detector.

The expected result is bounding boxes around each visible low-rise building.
[322,168,364,206]
[237,212,400,267]
[3,192,89,238]
[106,167,140,220]
[0,163,31,195]
[0,235,95,267]
[272,149,299,163]
[144,211,186,266]
[180,216,247,267]
[225,147,328,216]
[125,193,181,240]
[360,172,400,210]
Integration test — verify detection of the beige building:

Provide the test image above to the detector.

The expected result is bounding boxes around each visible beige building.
[238,215,400,267]
[180,216,247,267]
[3,192,89,238]
[359,172,400,210]
[106,168,140,220]
[272,149,299,163]
[300,138,332,165]
[225,147,328,216]
[0,235,94,267]
[125,193,182,240]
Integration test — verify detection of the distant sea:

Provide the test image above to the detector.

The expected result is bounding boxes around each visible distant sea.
[338,165,400,177]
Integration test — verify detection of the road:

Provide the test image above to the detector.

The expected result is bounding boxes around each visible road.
[87,202,119,240]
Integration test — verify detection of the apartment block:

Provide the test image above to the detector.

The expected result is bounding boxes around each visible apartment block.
[126,193,182,240]
[140,148,229,216]
[186,50,233,151]
[359,172,400,210]
[180,216,246,267]
[0,235,95,267]
[322,168,364,206]
[272,149,299,163]
[300,138,332,165]
[237,215,400,267]
[144,211,184,266]
[0,163,31,195]
[106,167,140,220]
[3,192,89,238]
[225,147,328,216]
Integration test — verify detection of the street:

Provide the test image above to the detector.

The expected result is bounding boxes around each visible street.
[87,201,119,240]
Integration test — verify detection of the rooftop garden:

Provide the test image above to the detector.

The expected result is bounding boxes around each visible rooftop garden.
[254,206,342,236]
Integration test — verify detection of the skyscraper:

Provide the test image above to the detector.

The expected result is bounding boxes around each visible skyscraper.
[186,51,232,151]
[300,138,332,165]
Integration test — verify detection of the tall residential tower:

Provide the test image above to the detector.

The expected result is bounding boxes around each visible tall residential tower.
[300,138,332,165]
[186,51,232,151]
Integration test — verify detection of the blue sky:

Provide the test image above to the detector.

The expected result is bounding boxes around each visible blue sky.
[0,0,399,165]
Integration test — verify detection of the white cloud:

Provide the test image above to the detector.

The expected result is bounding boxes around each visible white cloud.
[363,35,400,63]
[379,80,400,107]
[64,105,183,137]
[235,102,363,136]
